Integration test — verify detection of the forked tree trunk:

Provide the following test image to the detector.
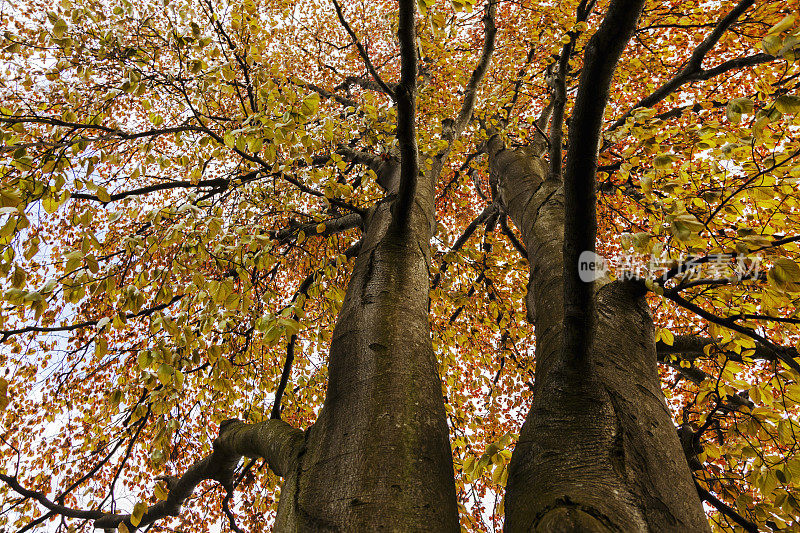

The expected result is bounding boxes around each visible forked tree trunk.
[489,137,710,532]
[272,164,459,531]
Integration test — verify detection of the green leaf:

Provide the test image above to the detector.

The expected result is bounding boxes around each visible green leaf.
[130,502,147,527]
[768,258,800,293]
[653,153,677,170]
[52,18,67,38]
[726,97,754,123]
[763,33,783,56]
[775,95,800,114]
[300,93,320,116]
[157,363,173,385]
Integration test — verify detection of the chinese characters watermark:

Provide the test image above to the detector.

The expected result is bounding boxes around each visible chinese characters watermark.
[578,251,762,283]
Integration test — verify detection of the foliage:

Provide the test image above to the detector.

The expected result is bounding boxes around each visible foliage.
[0,0,799,530]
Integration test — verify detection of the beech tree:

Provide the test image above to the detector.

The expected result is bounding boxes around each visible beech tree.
[1,0,800,530]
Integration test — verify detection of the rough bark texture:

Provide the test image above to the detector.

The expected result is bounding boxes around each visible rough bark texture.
[273,158,458,531]
[489,138,710,532]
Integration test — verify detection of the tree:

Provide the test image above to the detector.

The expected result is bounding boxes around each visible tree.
[1,0,799,530]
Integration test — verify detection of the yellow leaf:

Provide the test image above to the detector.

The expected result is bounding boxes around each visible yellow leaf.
[154,480,169,501]
[767,14,796,36]
[491,463,505,485]
[96,187,111,203]
[462,455,475,475]
[0,378,9,411]
[223,133,235,148]
[130,501,147,527]
[660,328,674,346]
[95,337,107,359]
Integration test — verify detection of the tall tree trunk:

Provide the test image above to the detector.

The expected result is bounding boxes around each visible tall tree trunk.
[489,138,710,532]
[274,162,459,531]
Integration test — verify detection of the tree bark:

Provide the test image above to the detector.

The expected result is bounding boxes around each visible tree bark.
[273,156,458,530]
[489,138,710,532]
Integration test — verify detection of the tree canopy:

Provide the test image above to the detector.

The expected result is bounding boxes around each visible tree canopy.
[1,0,800,531]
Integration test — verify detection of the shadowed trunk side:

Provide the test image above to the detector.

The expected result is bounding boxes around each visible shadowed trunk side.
[489,139,710,532]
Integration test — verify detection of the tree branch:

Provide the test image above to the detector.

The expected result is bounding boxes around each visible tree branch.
[608,0,761,131]
[331,0,395,99]
[548,45,569,178]
[394,0,419,228]
[432,203,499,290]
[337,146,386,174]
[0,295,184,342]
[292,79,360,109]
[692,52,772,81]
[271,213,363,244]
[695,482,758,533]
[546,1,596,178]
[90,419,304,530]
[686,0,754,71]
[0,474,104,521]
[429,0,496,197]
[70,171,260,204]
[337,75,398,95]
[270,240,362,420]
[442,0,496,147]
[562,0,646,363]
[656,334,798,366]
[0,115,200,141]
[499,213,528,259]
[271,335,297,421]
[706,147,800,224]
[662,293,800,374]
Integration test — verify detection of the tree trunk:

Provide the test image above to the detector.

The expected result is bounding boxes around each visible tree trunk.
[273,163,459,531]
[489,138,710,532]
